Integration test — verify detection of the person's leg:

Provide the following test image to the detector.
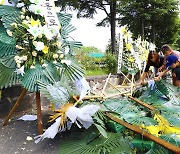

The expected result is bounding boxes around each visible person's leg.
[172,67,180,87]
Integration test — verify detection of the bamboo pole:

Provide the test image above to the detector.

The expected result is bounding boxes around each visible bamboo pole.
[106,113,180,154]
[36,92,43,134]
[3,88,27,126]
[83,95,104,100]
[128,95,155,111]
[104,90,131,99]
[130,74,134,96]
[101,73,111,96]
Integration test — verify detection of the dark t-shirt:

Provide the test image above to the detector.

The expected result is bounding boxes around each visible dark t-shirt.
[144,55,164,72]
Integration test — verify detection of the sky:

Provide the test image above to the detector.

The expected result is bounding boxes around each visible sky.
[67,10,111,52]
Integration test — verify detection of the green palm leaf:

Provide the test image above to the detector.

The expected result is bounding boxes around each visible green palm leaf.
[59,127,133,154]
[0,5,21,30]
[0,22,16,57]
[0,62,18,89]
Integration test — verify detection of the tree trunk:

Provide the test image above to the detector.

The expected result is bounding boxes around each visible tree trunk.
[110,1,116,54]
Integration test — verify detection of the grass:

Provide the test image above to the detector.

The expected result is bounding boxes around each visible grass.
[85,68,108,76]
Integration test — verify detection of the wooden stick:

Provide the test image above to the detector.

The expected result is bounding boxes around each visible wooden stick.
[106,113,180,153]
[128,95,155,111]
[83,95,104,100]
[36,92,43,134]
[130,74,134,96]
[3,88,27,126]
[108,81,124,93]
[101,73,111,96]
[104,90,131,99]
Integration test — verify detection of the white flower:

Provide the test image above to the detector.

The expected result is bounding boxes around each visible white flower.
[61,60,72,65]
[42,63,48,68]
[20,15,25,19]
[6,30,13,37]
[15,65,25,76]
[14,56,20,61]
[22,55,28,61]
[53,54,58,59]
[16,60,22,64]
[32,51,37,57]
[27,25,42,39]
[59,54,64,58]
[16,63,21,68]
[53,61,57,64]
[33,41,44,51]
[17,3,25,8]
[30,65,35,69]
[42,25,53,40]
[15,45,24,50]
[22,20,29,26]
[21,7,26,13]
[28,4,45,16]
[10,23,17,28]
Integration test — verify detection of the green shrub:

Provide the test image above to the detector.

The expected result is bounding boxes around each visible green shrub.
[105,54,118,74]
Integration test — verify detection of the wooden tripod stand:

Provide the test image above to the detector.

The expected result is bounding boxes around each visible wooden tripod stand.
[2,88,43,134]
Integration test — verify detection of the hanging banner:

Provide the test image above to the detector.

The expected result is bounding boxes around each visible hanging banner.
[44,0,60,30]
[117,32,123,74]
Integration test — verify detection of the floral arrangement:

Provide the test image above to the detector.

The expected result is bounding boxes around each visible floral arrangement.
[5,0,68,75]
[119,26,156,74]
[0,0,84,92]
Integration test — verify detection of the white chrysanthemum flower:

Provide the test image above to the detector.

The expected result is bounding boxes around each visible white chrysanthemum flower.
[15,45,24,49]
[33,41,44,51]
[32,51,37,57]
[53,54,58,59]
[15,65,25,76]
[22,55,28,61]
[61,60,72,65]
[28,4,45,16]
[14,56,20,61]
[6,30,13,37]
[20,15,25,19]
[21,7,26,13]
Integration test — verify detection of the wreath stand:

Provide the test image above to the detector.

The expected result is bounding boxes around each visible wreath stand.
[2,88,43,134]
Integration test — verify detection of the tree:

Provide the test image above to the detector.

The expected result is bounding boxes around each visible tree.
[117,0,180,49]
[56,0,118,54]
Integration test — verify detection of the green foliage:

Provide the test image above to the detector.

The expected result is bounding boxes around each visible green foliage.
[59,126,133,154]
[105,54,117,74]
[118,0,180,48]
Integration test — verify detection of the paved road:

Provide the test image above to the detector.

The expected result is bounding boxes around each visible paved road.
[0,110,63,154]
